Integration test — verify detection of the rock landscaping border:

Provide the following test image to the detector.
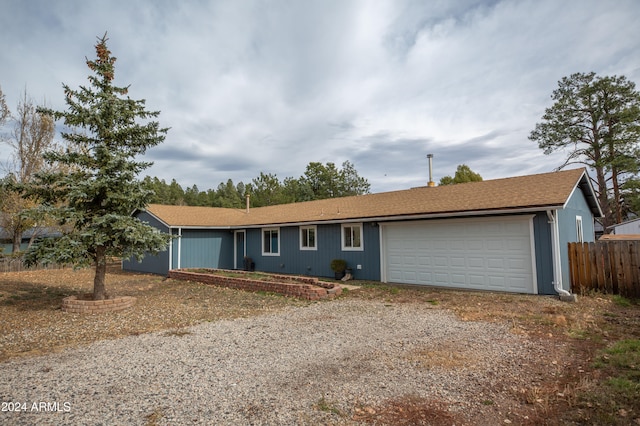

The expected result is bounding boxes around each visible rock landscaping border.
[62,295,137,314]
[168,268,342,300]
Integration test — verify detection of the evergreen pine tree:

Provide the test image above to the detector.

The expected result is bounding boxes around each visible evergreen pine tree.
[25,34,171,300]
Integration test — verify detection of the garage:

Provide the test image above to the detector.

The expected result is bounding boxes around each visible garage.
[382,216,536,293]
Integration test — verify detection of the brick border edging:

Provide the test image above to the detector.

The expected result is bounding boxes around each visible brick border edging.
[168,269,342,301]
[62,295,137,314]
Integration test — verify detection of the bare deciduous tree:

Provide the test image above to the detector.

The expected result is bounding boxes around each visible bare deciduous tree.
[0,89,56,252]
[0,85,9,127]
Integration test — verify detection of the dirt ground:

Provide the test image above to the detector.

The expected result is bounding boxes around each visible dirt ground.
[0,266,639,425]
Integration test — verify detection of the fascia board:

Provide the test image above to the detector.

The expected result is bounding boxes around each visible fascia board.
[235,206,563,229]
[167,225,234,230]
[563,170,604,218]
[137,209,172,230]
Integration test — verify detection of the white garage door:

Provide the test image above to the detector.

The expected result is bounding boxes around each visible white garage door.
[383,216,536,294]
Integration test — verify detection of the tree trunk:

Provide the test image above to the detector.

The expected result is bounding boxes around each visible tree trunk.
[612,164,623,224]
[27,231,38,250]
[592,141,614,231]
[11,230,22,253]
[93,245,108,300]
[596,167,614,231]
[607,123,623,225]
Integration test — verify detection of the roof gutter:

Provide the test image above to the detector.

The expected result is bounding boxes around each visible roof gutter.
[232,205,567,229]
[147,205,567,230]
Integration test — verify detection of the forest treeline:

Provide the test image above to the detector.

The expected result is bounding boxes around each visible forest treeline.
[143,160,371,208]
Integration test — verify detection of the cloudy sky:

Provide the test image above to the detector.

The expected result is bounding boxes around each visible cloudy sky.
[1,0,639,193]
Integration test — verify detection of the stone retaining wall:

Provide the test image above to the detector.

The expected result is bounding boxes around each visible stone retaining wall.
[168,269,342,301]
[62,295,137,314]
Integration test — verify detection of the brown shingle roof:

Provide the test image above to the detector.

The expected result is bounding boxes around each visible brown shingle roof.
[145,168,596,227]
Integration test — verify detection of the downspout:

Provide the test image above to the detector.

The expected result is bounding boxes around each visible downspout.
[379,223,386,283]
[177,227,182,270]
[546,210,570,297]
[168,229,173,271]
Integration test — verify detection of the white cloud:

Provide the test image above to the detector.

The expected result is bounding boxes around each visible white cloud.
[1,0,639,192]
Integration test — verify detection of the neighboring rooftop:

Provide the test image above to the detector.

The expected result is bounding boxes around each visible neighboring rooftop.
[600,234,640,240]
[143,168,601,228]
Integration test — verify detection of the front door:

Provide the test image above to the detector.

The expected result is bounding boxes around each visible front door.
[234,230,246,269]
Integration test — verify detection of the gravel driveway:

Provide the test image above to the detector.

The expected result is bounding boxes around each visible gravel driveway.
[0,299,548,425]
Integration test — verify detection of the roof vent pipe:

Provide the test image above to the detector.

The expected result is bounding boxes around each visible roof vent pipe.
[246,193,250,214]
[427,154,435,187]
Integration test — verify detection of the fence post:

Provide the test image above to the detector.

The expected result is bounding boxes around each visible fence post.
[568,243,579,293]
[630,242,640,298]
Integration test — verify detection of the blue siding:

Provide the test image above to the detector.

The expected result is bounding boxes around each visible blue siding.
[532,213,555,295]
[1,242,29,253]
[244,222,381,280]
[557,187,596,290]
[127,186,595,294]
[123,214,235,274]
[125,246,170,275]
[177,229,234,269]
[123,211,171,275]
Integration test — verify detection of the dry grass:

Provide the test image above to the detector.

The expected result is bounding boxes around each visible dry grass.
[405,343,473,370]
[349,281,640,425]
[348,281,633,341]
[353,395,456,425]
[0,266,309,362]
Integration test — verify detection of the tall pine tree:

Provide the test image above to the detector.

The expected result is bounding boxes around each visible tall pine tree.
[25,35,171,300]
[529,72,640,228]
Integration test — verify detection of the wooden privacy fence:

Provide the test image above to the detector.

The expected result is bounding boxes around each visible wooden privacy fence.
[568,241,640,298]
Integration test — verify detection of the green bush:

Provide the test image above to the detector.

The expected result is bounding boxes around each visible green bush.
[330,259,347,273]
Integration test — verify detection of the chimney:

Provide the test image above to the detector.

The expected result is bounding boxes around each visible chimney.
[427,154,435,187]
[245,193,250,213]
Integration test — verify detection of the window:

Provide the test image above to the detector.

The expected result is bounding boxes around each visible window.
[576,216,584,243]
[262,228,280,255]
[342,223,363,251]
[300,226,317,250]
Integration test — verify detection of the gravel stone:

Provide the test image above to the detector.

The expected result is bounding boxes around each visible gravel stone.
[0,299,546,425]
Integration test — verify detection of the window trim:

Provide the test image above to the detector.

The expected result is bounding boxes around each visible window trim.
[576,216,584,243]
[341,223,364,251]
[262,227,280,256]
[299,225,317,251]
